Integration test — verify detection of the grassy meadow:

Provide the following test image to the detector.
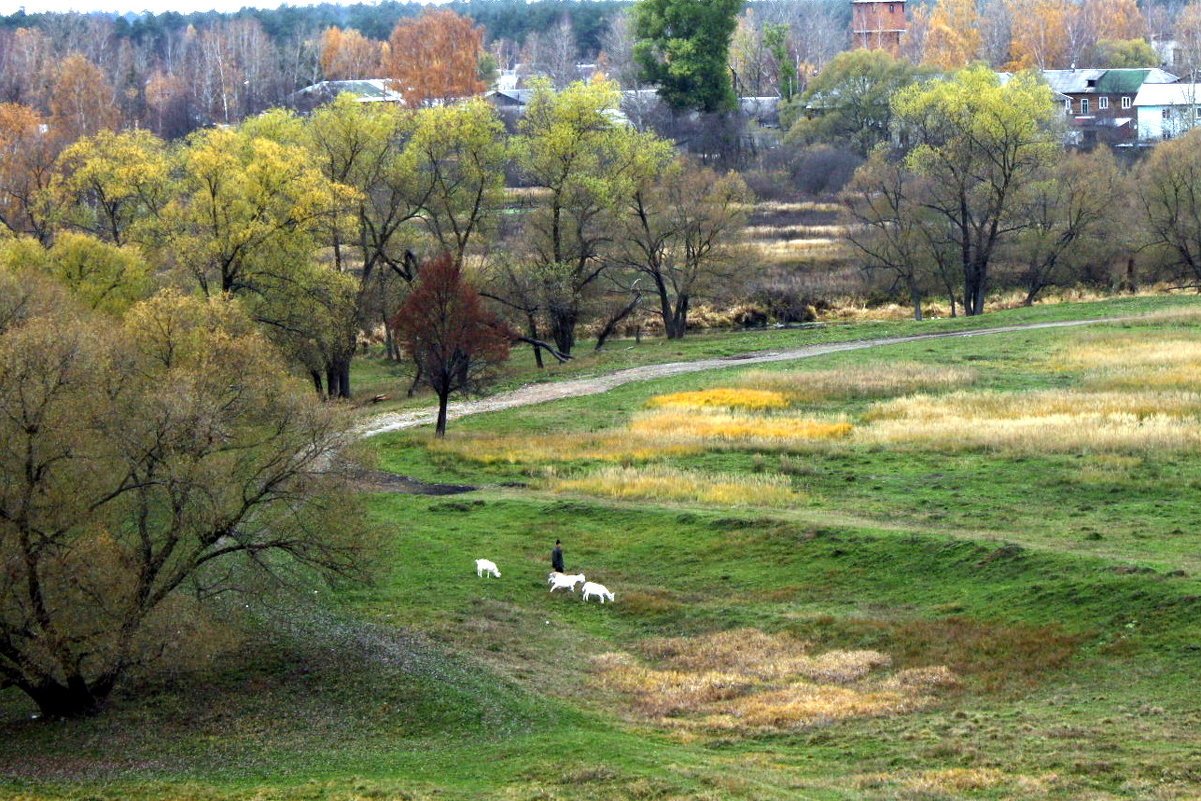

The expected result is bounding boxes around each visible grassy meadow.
[5,297,1201,800]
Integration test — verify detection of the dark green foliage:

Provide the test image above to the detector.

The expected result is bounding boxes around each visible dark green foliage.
[632,0,744,113]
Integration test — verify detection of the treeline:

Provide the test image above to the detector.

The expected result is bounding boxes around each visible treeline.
[0,1,630,53]
[832,62,1201,320]
[0,80,749,401]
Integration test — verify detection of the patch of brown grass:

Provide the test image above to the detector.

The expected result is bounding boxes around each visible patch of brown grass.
[858,389,1201,454]
[591,628,956,736]
[645,388,790,411]
[737,363,976,402]
[544,465,801,507]
[1060,335,1201,391]
[427,432,702,464]
[630,409,852,444]
[853,767,1013,795]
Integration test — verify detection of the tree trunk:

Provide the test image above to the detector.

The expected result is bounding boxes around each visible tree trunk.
[325,364,338,398]
[527,314,544,369]
[407,358,423,397]
[548,307,576,356]
[337,360,351,400]
[435,390,450,438]
[310,370,324,397]
[910,284,923,321]
[665,294,689,339]
[24,675,107,718]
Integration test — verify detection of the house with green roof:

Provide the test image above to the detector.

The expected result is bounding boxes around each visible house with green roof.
[1042,68,1178,147]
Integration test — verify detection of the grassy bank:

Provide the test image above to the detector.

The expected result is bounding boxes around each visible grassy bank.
[4,299,1201,799]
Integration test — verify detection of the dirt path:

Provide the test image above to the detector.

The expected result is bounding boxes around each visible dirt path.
[358,318,1115,438]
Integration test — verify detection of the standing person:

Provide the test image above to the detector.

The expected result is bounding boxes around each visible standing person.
[551,539,564,573]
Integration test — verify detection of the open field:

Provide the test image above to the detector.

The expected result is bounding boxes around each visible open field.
[5,297,1201,800]
[349,294,1200,418]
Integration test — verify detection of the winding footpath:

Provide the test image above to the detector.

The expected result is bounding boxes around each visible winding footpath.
[358,317,1118,438]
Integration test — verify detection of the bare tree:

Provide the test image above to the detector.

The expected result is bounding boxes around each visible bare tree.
[617,160,751,338]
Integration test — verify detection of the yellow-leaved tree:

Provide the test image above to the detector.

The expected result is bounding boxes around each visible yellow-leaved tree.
[48,129,170,247]
[922,0,983,70]
[889,66,1061,315]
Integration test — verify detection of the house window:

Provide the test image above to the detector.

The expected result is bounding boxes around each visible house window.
[1195,106,1201,119]
[1121,96,1132,109]
[1080,98,1090,114]
[1064,99,1072,115]
[1099,96,1109,110]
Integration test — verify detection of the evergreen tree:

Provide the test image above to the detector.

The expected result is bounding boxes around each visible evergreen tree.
[632,0,744,113]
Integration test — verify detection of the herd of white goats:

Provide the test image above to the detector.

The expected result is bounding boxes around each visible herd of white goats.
[473,558,615,604]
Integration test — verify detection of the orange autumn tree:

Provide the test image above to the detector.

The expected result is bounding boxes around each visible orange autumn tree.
[50,54,119,142]
[320,27,382,81]
[0,102,59,240]
[1090,0,1144,42]
[382,9,485,108]
[1010,0,1147,69]
[1007,0,1069,69]
[922,0,982,70]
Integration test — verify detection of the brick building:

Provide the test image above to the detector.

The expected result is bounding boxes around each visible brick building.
[851,0,907,56]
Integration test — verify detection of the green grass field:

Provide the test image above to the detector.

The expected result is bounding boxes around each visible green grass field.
[5,296,1201,800]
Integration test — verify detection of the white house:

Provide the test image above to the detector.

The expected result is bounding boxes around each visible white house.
[1134,82,1201,141]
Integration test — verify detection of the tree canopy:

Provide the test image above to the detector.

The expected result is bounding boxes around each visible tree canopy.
[632,0,744,113]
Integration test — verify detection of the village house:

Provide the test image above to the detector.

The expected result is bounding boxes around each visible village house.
[1134,82,1201,141]
[1041,68,1179,147]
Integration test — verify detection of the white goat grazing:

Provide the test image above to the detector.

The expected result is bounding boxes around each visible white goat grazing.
[547,572,585,593]
[581,581,614,604]
[474,558,501,578]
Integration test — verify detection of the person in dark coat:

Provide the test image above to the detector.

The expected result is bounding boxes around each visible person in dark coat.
[551,539,564,573]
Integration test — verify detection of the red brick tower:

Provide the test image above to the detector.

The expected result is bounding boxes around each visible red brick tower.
[852,0,907,55]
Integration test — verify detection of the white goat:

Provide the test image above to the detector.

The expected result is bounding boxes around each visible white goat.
[474,558,501,578]
[547,572,585,593]
[581,581,614,604]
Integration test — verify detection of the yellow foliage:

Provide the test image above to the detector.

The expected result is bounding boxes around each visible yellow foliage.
[545,465,799,507]
[645,388,790,411]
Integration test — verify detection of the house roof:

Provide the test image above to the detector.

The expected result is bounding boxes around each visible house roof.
[296,79,403,103]
[1042,68,1177,95]
[1134,83,1201,107]
[996,72,1071,102]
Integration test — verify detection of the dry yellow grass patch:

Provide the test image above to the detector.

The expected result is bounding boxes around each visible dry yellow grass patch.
[1060,336,1201,390]
[865,389,1201,421]
[859,413,1201,454]
[854,768,1011,794]
[426,432,702,464]
[737,363,976,402]
[858,390,1201,453]
[1061,337,1201,369]
[645,388,790,411]
[545,465,799,507]
[750,238,849,262]
[750,200,842,214]
[630,409,852,444]
[744,223,856,239]
[592,629,956,736]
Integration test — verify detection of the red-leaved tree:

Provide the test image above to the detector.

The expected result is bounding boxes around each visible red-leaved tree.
[394,254,512,437]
